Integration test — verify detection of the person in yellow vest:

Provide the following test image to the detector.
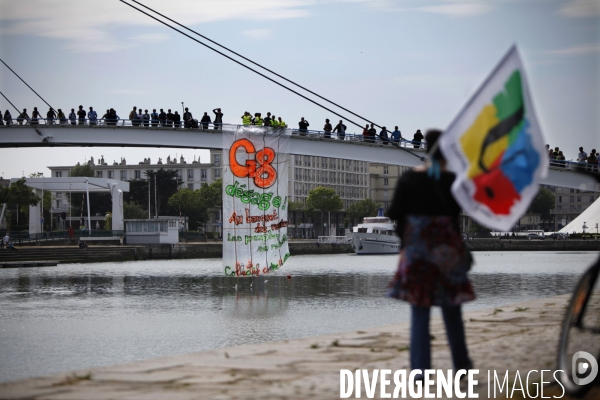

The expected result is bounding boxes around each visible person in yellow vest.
[278,117,286,128]
[271,114,279,128]
[241,111,252,125]
[253,113,263,126]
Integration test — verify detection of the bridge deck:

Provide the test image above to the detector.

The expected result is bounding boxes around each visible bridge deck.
[0,122,598,191]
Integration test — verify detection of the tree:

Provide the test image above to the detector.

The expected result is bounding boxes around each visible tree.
[0,178,40,229]
[289,200,305,211]
[70,163,95,178]
[124,201,148,219]
[346,199,380,222]
[128,169,181,216]
[306,187,343,236]
[531,187,555,227]
[168,189,208,230]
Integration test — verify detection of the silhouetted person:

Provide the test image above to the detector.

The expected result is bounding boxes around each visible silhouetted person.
[333,120,346,140]
[151,109,159,127]
[379,126,389,145]
[166,109,174,127]
[183,107,193,128]
[17,108,28,125]
[173,111,181,128]
[158,108,166,126]
[200,112,211,129]
[46,108,56,124]
[77,105,86,125]
[368,123,377,143]
[213,108,223,130]
[31,107,41,125]
[323,118,332,138]
[88,107,98,126]
[143,109,150,127]
[298,117,309,135]
[412,129,424,148]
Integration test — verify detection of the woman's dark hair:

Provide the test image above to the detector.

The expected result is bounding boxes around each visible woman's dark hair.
[425,129,444,161]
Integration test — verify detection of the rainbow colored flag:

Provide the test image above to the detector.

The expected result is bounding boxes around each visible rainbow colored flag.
[440,46,548,231]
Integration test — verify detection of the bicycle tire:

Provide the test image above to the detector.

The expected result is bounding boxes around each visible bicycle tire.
[557,263,600,397]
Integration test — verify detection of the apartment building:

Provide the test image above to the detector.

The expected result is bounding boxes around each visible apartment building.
[550,185,600,231]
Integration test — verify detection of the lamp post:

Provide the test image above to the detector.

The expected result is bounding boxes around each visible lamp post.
[582,222,587,234]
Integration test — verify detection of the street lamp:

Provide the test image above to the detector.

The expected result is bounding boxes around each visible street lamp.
[582,222,587,234]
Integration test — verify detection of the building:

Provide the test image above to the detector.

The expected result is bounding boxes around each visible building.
[289,155,370,209]
[549,185,600,231]
[49,151,373,236]
[368,163,411,210]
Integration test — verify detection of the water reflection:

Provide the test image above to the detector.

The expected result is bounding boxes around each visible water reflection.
[0,252,596,383]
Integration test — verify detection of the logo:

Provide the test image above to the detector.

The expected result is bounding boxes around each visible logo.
[229,138,276,188]
[572,351,598,386]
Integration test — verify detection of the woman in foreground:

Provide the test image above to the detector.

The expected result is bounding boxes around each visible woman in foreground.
[388,129,475,374]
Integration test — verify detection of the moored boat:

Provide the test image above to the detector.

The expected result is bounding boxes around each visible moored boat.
[347,211,400,255]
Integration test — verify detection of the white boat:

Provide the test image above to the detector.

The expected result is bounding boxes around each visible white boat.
[348,213,400,255]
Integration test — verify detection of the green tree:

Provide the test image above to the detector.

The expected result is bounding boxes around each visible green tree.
[289,200,305,211]
[531,187,555,226]
[70,163,95,177]
[128,169,181,216]
[306,187,343,236]
[124,201,148,219]
[346,199,380,222]
[0,178,40,229]
[168,189,208,230]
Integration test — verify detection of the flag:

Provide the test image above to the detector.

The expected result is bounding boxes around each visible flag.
[440,45,548,231]
[222,125,291,276]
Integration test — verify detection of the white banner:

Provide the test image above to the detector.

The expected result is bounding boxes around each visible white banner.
[222,126,291,276]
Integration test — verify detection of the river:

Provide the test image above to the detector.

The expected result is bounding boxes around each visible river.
[0,251,596,383]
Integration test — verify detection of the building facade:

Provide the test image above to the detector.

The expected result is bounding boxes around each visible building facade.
[550,185,600,231]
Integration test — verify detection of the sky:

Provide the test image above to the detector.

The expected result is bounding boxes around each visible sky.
[0,0,598,178]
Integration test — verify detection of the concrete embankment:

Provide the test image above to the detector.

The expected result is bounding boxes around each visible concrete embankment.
[465,238,600,251]
[2,293,598,399]
[1,240,598,265]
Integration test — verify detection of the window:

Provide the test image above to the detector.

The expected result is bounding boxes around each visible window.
[557,205,562,211]
[214,168,221,179]
[107,171,114,179]
[187,169,194,180]
[201,169,207,180]
[134,170,141,179]
[384,178,389,187]
[55,171,62,178]
[214,211,220,221]
[56,200,61,209]
[558,196,562,203]
[213,154,221,166]
[556,187,562,193]
[383,166,389,175]
[576,196,581,202]
[95,171,103,178]
[187,183,193,190]
[570,196,574,202]
[120,170,127,181]
[570,188,575,193]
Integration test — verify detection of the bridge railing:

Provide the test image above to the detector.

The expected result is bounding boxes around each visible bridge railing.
[1,118,427,148]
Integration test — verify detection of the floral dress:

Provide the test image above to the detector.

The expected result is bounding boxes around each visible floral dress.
[388,215,474,307]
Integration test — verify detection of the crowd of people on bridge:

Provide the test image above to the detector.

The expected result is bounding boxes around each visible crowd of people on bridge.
[546,144,598,171]
[4,105,597,167]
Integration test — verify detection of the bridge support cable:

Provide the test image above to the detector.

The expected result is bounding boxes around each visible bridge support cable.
[130,0,379,131]
[0,59,56,112]
[119,0,424,162]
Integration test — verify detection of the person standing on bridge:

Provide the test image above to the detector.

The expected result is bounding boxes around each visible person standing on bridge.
[151,109,159,127]
[68,108,76,125]
[166,109,174,128]
[323,119,332,139]
[31,107,41,126]
[241,111,252,125]
[57,109,66,125]
[368,123,377,143]
[3,109,12,125]
[333,120,346,141]
[253,113,263,126]
[277,116,286,128]
[129,107,137,126]
[173,111,181,128]
[158,108,166,127]
[142,110,150,127]
[213,108,223,130]
[412,129,424,148]
[183,107,193,128]
[391,126,402,144]
[200,112,211,130]
[88,107,98,126]
[77,106,86,125]
[388,129,475,379]
[46,108,56,125]
[298,117,309,135]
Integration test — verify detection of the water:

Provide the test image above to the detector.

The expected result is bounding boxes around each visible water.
[0,251,596,383]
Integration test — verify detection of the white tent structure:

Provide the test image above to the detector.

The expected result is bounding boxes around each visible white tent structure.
[6,177,129,235]
[559,197,600,235]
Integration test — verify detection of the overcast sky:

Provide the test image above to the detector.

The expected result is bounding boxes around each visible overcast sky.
[0,0,598,178]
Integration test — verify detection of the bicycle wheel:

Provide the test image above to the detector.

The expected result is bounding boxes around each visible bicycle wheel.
[557,263,600,397]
